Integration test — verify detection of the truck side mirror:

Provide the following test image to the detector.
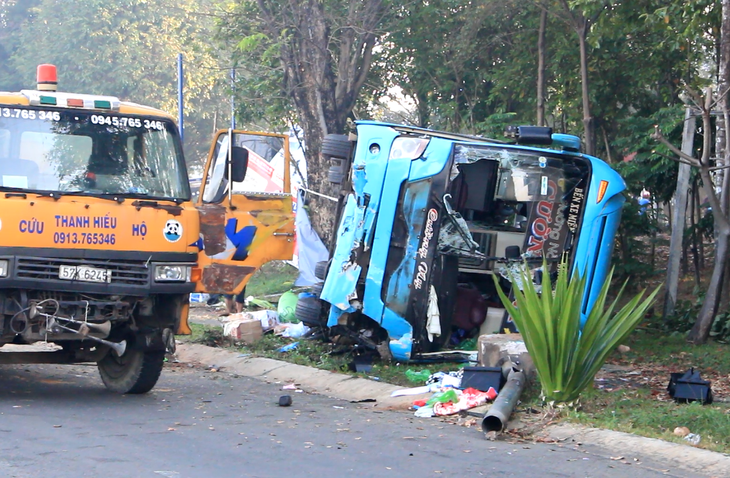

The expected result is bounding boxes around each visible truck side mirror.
[227,146,249,183]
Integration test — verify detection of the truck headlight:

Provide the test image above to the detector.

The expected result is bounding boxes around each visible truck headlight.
[0,260,8,277]
[154,265,191,282]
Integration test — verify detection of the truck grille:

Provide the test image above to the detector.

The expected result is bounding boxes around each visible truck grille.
[15,256,150,286]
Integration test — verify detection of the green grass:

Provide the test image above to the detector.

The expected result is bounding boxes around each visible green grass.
[568,387,730,453]
[244,261,299,298]
[181,323,466,388]
[620,328,730,372]
[560,328,730,453]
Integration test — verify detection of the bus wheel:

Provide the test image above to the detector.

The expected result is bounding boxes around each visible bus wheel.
[314,260,329,280]
[328,165,344,184]
[321,134,352,160]
[295,296,324,327]
[98,348,165,394]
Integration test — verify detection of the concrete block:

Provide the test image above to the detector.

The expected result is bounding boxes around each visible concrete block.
[477,333,534,378]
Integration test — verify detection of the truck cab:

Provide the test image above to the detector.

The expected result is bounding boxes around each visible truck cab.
[0,65,294,392]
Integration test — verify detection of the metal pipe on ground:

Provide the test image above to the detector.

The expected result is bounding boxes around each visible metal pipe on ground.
[481,368,526,434]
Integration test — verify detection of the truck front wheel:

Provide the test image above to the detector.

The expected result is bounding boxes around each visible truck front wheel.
[98,348,165,394]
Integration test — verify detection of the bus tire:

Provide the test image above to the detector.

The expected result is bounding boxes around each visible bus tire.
[321,134,352,160]
[295,296,323,327]
[314,261,329,281]
[98,348,165,394]
[328,165,344,184]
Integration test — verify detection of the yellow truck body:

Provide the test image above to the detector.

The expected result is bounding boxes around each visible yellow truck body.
[0,65,294,393]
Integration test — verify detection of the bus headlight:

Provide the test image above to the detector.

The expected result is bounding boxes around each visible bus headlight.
[389,137,430,161]
[154,265,191,282]
[0,260,8,277]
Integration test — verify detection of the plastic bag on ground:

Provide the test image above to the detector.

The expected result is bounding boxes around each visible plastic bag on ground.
[277,290,299,323]
[426,388,459,407]
[405,369,432,384]
[414,406,435,418]
[281,322,310,338]
[433,387,497,416]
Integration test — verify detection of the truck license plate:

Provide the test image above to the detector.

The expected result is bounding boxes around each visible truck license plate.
[59,265,111,283]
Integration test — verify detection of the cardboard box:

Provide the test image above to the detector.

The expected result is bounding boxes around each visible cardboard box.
[223,317,263,344]
[247,310,278,331]
[225,310,278,331]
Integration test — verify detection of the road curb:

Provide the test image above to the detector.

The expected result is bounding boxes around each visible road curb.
[174,341,730,477]
[545,423,730,477]
[174,343,430,410]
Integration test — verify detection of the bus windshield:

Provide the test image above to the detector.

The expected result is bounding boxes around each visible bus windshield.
[453,144,590,261]
[0,105,190,200]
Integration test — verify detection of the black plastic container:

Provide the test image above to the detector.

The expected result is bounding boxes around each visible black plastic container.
[667,368,713,404]
[460,366,505,393]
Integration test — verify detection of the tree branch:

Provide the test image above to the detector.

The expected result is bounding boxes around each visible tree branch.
[651,126,701,167]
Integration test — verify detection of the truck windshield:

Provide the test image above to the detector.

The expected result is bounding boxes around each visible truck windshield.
[0,105,190,200]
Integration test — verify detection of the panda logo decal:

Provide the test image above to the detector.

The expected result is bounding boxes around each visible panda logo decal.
[163,219,183,243]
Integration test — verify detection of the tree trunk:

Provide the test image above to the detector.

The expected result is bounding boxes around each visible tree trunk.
[663,109,695,318]
[255,0,383,248]
[687,92,730,343]
[277,3,340,246]
[718,0,730,311]
[688,229,729,343]
[577,24,595,156]
[691,183,700,287]
[536,8,547,127]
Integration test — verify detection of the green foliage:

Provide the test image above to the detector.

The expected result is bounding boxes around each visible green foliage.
[494,259,660,405]
[645,296,701,335]
[610,105,687,283]
[244,261,298,298]
[1,0,230,168]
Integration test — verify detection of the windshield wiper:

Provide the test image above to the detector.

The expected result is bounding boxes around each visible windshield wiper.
[63,191,125,204]
[0,188,64,201]
[4,192,27,199]
[131,200,183,216]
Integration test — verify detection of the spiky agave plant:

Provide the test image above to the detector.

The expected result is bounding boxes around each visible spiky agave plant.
[493,259,660,406]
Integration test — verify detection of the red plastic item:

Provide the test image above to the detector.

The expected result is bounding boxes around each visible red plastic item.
[37,64,58,91]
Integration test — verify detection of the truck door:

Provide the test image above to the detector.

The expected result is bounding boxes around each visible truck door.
[194,130,295,294]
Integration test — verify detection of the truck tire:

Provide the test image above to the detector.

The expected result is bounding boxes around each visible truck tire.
[295,296,323,327]
[98,348,165,394]
[314,261,329,281]
[321,134,352,160]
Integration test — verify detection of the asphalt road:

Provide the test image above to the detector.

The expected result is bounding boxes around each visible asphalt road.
[0,361,687,478]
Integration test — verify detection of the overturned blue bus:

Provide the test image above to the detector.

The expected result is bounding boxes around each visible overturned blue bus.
[303,121,625,361]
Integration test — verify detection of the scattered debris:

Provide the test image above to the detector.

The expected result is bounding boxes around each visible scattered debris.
[673,426,690,437]
[667,368,713,404]
[683,433,701,446]
[279,395,292,407]
[405,369,431,384]
[278,342,299,353]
